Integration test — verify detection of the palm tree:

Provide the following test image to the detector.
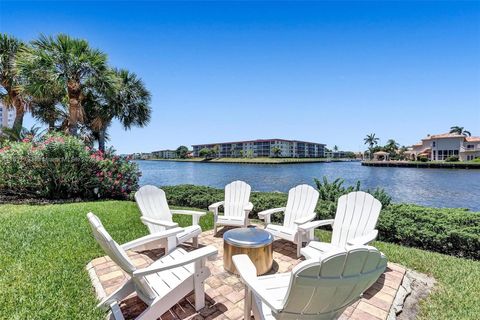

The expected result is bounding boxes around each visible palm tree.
[271,146,282,157]
[17,34,112,136]
[333,145,339,152]
[84,69,151,151]
[385,139,399,152]
[0,33,29,132]
[449,126,471,137]
[364,133,379,159]
[0,125,46,142]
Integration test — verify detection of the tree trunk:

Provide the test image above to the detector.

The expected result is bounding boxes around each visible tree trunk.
[7,87,25,133]
[98,127,107,152]
[67,80,83,136]
[13,106,25,133]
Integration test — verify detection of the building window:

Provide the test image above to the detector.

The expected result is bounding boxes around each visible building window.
[433,141,436,147]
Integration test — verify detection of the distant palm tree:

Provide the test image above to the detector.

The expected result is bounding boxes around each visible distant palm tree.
[385,139,399,152]
[17,34,112,136]
[364,133,379,159]
[0,33,29,132]
[271,146,282,157]
[333,145,339,152]
[449,126,471,137]
[84,69,151,151]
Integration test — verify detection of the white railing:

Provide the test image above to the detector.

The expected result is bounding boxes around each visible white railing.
[460,146,480,152]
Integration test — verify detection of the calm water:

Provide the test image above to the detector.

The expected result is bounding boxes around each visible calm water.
[137,160,480,211]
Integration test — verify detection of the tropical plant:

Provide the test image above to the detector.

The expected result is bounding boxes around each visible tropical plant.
[199,147,211,158]
[0,125,46,143]
[271,146,282,157]
[449,126,471,137]
[333,145,339,151]
[314,176,361,203]
[212,145,220,158]
[384,139,399,152]
[83,69,151,151]
[16,34,113,136]
[176,145,189,159]
[0,33,29,131]
[363,133,379,159]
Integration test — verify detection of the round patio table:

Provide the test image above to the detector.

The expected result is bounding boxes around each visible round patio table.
[223,227,273,275]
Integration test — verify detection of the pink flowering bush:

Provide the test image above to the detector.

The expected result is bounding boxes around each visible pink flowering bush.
[0,133,140,200]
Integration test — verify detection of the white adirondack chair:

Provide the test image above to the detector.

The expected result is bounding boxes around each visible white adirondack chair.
[135,185,206,249]
[258,184,319,257]
[87,213,218,320]
[233,246,387,320]
[208,180,253,235]
[300,191,382,259]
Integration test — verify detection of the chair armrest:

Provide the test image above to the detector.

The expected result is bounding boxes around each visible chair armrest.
[171,210,206,226]
[347,230,378,246]
[170,209,206,216]
[232,255,284,313]
[132,246,218,277]
[297,219,334,233]
[208,201,224,220]
[257,207,286,224]
[294,213,316,225]
[244,202,254,212]
[208,201,224,211]
[121,227,184,251]
[140,216,178,228]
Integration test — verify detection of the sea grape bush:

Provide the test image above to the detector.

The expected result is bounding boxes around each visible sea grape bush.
[0,133,140,199]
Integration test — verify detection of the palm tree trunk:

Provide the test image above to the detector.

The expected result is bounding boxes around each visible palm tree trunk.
[6,88,25,133]
[98,127,107,152]
[67,80,83,136]
[13,105,25,133]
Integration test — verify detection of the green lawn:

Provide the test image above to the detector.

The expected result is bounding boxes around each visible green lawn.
[0,201,478,319]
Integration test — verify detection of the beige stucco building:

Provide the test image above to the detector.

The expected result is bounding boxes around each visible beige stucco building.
[0,103,15,132]
[407,133,480,161]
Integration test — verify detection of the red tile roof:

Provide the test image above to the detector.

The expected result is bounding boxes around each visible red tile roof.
[466,137,480,142]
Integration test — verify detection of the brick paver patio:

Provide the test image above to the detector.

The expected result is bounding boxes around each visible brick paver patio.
[87,227,406,320]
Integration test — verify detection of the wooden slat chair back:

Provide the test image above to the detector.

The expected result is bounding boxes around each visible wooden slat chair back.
[280,246,387,319]
[331,191,382,248]
[135,185,172,234]
[224,180,252,218]
[87,213,157,302]
[283,184,319,230]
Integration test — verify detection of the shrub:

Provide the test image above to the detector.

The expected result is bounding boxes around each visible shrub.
[378,204,480,259]
[161,185,480,259]
[0,133,140,200]
[445,156,459,162]
[418,155,428,162]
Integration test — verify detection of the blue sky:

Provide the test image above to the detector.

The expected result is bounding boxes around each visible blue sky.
[1,1,479,153]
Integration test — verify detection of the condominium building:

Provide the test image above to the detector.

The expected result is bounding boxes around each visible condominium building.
[192,139,326,158]
[151,149,178,159]
[0,103,15,132]
[407,133,480,161]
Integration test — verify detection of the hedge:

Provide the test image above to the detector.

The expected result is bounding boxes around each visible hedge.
[161,184,480,260]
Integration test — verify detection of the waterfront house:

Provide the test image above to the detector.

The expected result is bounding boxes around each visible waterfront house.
[192,138,326,158]
[407,133,480,161]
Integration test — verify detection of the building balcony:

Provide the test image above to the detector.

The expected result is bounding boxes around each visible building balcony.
[460,146,480,152]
